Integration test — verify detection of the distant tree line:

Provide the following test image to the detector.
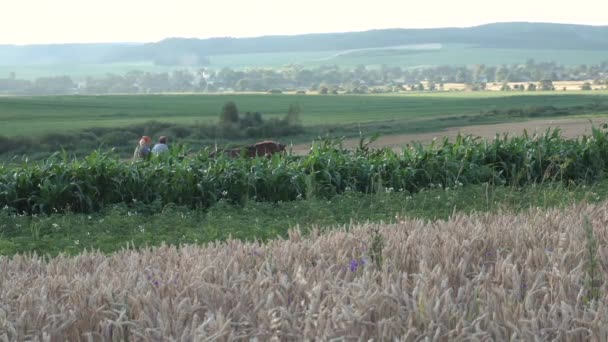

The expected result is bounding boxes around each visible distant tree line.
[1,59,607,95]
[0,101,303,159]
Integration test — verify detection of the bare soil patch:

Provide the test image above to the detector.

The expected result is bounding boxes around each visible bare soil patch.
[290,117,608,154]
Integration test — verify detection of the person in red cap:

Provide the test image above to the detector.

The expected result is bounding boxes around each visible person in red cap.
[133,136,152,161]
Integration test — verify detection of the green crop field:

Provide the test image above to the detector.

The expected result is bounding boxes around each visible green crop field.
[2,92,608,137]
[313,45,608,68]
[209,44,608,69]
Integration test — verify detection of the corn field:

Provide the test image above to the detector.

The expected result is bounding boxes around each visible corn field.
[1,200,607,340]
[2,126,608,214]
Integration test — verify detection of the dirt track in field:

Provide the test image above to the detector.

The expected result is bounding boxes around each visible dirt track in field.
[289,117,608,155]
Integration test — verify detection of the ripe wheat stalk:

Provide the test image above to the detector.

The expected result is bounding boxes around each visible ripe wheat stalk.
[1,202,608,340]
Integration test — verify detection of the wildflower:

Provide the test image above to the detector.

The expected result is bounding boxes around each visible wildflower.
[139,225,145,233]
[74,240,80,245]
[360,257,369,266]
[99,219,104,223]
[221,190,228,197]
[153,281,159,286]
[87,232,90,236]
[87,216,92,220]
[349,259,359,272]
[52,223,60,229]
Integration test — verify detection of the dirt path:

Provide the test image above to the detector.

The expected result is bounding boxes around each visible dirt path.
[289,117,608,154]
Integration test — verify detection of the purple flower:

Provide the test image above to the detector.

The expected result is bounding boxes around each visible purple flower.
[154,281,159,286]
[350,259,359,272]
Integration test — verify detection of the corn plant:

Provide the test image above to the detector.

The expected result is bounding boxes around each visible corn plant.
[1,126,608,214]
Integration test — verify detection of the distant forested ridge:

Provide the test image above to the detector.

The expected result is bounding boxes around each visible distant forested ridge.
[1,22,608,66]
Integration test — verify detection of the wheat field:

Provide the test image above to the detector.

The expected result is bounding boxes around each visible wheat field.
[1,202,608,341]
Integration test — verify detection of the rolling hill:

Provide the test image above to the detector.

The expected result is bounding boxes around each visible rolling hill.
[1,22,607,75]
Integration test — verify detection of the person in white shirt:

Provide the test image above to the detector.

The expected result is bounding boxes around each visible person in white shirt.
[151,136,169,155]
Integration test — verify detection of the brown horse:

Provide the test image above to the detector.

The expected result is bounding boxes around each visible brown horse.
[209,141,286,158]
[249,141,286,157]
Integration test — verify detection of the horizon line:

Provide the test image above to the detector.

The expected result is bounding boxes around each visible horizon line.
[2,20,607,46]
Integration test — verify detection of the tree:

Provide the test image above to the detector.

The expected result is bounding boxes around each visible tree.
[455,68,469,83]
[527,83,537,91]
[538,80,555,91]
[472,64,486,82]
[287,103,301,125]
[581,82,592,91]
[500,83,511,91]
[31,76,75,95]
[495,66,509,82]
[235,79,250,91]
[220,101,239,124]
[170,70,195,92]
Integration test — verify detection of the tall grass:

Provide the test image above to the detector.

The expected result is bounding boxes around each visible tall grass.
[2,126,608,214]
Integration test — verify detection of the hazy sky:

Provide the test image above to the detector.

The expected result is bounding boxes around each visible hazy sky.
[2,0,607,44]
